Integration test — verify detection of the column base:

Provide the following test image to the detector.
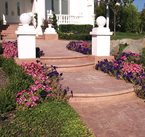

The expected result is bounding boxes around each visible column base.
[44,34,58,40]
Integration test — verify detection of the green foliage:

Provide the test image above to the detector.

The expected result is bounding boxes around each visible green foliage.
[119,4,140,32]
[140,9,145,32]
[0,57,33,113]
[58,32,91,40]
[52,14,58,31]
[94,3,106,20]
[58,25,92,40]
[118,43,128,53]
[139,48,145,66]
[0,43,3,54]
[111,32,145,40]
[0,18,2,26]
[0,101,94,137]
[59,24,93,34]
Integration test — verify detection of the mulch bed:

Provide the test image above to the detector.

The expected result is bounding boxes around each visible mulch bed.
[0,68,9,88]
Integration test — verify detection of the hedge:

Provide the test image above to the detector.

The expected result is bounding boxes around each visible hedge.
[59,24,93,33]
[58,32,91,40]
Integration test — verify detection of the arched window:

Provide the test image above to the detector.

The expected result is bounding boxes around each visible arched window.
[17,2,20,16]
[5,2,8,15]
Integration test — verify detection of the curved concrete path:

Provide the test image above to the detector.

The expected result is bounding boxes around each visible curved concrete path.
[70,93,145,137]
[38,40,145,137]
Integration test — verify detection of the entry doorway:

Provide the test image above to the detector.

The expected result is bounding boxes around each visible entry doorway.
[2,0,32,23]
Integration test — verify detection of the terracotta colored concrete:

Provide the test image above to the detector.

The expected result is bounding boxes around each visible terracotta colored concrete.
[36,40,84,57]
[44,34,58,40]
[69,93,145,137]
[62,69,133,97]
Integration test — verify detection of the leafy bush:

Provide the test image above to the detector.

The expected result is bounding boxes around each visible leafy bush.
[52,14,58,31]
[59,24,93,33]
[58,32,91,40]
[0,18,2,26]
[140,48,145,66]
[118,43,128,54]
[58,24,92,40]
[0,42,3,54]
[66,41,91,54]
[96,52,145,99]
[0,57,33,113]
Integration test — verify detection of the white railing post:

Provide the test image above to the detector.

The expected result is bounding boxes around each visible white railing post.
[48,14,84,25]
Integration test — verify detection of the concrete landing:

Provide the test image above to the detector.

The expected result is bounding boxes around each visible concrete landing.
[62,69,133,97]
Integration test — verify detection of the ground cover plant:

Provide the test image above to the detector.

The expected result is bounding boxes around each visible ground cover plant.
[0,101,93,137]
[0,41,94,136]
[96,52,145,99]
[66,41,91,54]
[111,32,145,40]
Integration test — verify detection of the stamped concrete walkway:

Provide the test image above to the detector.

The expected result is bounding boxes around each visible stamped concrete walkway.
[36,40,145,137]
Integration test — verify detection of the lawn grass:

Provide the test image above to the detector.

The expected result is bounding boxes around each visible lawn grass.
[111,32,145,40]
[0,101,94,137]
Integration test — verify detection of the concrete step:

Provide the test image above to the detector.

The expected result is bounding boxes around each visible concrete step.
[40,55,95,72]
[1,24,18,40]
[36,35,45,40]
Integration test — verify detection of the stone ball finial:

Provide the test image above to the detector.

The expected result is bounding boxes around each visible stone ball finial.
[20,13,31,25]
[96,16,106,27]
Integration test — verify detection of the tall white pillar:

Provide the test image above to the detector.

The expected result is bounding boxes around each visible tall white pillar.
[59,0,62,14]
[32,0,37,13]
[36,0,46,35]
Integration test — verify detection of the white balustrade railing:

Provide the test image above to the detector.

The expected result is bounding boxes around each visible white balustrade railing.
[47,14,84,25]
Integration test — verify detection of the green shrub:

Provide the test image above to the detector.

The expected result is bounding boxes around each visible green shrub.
[140,48,145,67]
[118,43,128,54]
[0,57,33,113]
[0,43,3,54]
[0,19,2,26]
[58,32,91,40]
[52,14,58,31]
[59,24,93,34]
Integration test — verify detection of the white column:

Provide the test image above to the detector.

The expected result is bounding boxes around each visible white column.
[106,4,109,29]
[32,0,37,13]
[59,0,62,14]
[36,0,46,35]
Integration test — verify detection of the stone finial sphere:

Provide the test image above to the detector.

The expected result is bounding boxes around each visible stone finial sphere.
[20,13,31,25]
[96,16,106,27]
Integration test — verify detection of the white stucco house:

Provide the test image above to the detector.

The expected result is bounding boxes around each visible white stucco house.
[0,0,95,27]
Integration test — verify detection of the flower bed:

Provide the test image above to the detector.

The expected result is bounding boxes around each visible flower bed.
[66,41,91,54]
[2,41,18,58]
[0,41,72,111]
[96,52,145,99]
[17,62,71,110]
